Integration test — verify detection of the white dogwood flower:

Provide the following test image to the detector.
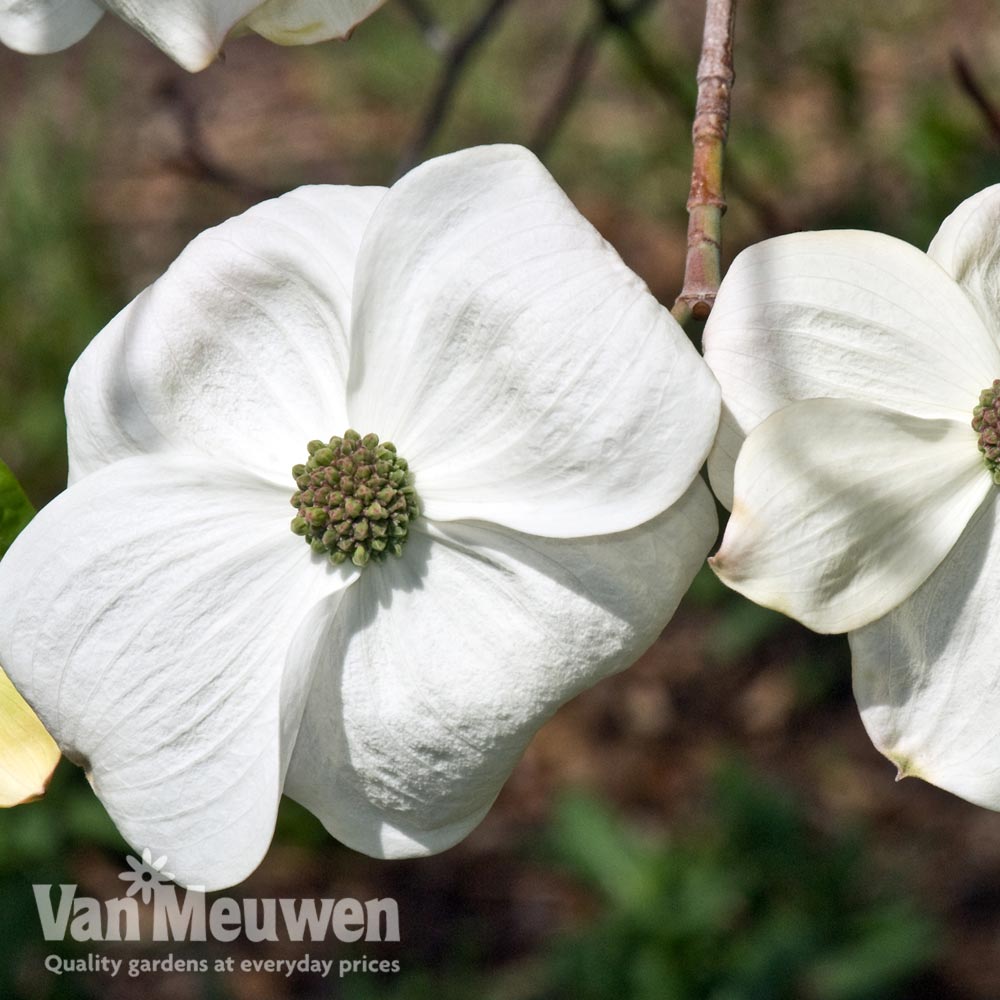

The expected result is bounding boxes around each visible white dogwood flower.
[0,145,720,890]
[704,184,1000,808]
[0,0,384,71]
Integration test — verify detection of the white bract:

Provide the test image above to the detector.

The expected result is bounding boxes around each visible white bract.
[0,145,720,890]
[703,184,1000,809]
[0,0,383,71]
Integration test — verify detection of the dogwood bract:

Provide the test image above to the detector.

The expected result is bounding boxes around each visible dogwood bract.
[0,0,383,71]
[0,145,720,889]
[704,184,1000,809]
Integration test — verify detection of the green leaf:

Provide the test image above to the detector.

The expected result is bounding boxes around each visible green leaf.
[0,457,34,558]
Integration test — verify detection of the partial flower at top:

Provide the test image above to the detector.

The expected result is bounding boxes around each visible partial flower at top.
[0,145,721,890]
[0,0,385,71]
[703,185,1000,811]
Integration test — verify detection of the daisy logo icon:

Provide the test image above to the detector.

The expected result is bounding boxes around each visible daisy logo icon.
[118,849,175,904]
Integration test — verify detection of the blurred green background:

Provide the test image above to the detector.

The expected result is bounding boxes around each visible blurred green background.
[2,0,1000,996]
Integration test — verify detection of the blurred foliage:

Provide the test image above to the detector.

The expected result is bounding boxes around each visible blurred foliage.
[0,763,126,1000]
[0,79,120,506]
[341,767,937,1000]
[0,457,34,557]
[537,769,937,1000]
[686,565,789,664]
[0,764,126,875]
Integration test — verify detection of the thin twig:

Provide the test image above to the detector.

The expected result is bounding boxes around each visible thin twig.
[395,0,516,178]
[952,50,1000,150]
[530,20,602,158]
[530,0,657,158]
[603,0,782,235]
[395,0,452,53]
[671,0,736,325]
[600,0,691,116]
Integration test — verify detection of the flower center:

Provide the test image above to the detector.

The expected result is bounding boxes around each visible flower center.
[973,380,1000,483]
[289,430,420,568]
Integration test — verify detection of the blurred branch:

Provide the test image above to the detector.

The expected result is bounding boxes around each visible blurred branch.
[600,0,691,116]
[531,0,657,158]
[532,0,782,240]
[952,50,1000,150]
[396,0,452,53]
[157,79,282,202]
[396,0,517,178]
[671,0,736,324]
[530,18,602,158]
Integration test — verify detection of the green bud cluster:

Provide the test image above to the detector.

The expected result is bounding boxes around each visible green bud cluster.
[973,380,1000,484]
[290,430,420,568]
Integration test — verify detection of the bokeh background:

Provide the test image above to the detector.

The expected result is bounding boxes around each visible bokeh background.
[2,0,1000,996]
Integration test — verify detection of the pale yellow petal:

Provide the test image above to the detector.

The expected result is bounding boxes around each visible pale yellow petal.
[0,666,59,807]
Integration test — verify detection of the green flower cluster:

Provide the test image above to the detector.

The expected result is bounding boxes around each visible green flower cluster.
[290,430,419,567]
[972,379,1000,483]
